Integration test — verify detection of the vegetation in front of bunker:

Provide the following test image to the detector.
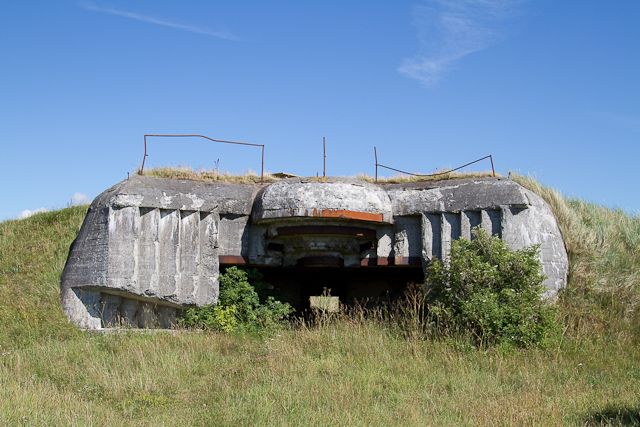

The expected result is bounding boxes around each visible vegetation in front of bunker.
[287,228,559,349]
[422,228,560,348]
[179,230,559,348]
[179,267,293,332]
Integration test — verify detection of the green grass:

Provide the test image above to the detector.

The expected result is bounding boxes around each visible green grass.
[2,323,639,425]
[1,180,640,425]
[0,207,83,349]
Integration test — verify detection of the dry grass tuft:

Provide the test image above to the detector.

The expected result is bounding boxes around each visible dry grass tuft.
[360,170,499,183]
[142,166,497,184]
[143,167,280,184]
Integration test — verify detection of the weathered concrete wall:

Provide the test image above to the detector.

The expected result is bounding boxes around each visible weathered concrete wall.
[61,176,260,329]
[253,178,393,223]
[384,179,568,296]
[61,176,568,329]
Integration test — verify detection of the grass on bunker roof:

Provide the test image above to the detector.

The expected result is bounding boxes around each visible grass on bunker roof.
[142,166,499,184]
[1,178,640,425]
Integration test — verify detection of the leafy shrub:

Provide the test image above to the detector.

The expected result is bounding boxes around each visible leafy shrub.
[180,267,293,332]
[425,228,559,348]
[181,305,238,332]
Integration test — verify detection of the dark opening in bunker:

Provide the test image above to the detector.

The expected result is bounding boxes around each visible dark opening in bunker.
[221,264,425,311]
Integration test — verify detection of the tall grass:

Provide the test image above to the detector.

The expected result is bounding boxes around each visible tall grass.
[1,178,640,425]
[513,175,640,338]
[2,321,639,425]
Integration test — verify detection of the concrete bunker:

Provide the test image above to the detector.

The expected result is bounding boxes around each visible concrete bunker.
[61,175,569,329]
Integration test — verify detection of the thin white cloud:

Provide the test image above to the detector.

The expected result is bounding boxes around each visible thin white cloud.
[18,208,48,219]
[71,193,90,206]
[399,0,520,87]
[79,2,238,41]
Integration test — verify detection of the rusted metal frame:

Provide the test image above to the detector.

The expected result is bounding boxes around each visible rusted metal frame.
[374,151,496,180]
[311,209,384,222]
[377,155,493,177]
[359,256,422,267]
[276,225,377,240]
[139,134,266,183]
[219,255,423,267]
[219,255,248,265]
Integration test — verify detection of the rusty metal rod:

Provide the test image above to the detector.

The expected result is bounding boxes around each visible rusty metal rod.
[376,154,494,178]
[490,154,495,177]
[374,146,378,182]
[139,134,265,183]
[261,144,265,183]
[323,137,326,178]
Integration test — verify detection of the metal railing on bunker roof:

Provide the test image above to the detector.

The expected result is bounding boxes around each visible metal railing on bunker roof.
[373,147,495,182]
[138,134,265,183]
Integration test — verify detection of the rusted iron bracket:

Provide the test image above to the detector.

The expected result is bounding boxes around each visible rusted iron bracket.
[139,134,265,183]
[374,147,495,182]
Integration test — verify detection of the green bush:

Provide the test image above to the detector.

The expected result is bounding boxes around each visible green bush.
[425,228,559,348]
[180,267,293,332]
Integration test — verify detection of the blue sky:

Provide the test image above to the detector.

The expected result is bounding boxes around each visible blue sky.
[1,0,639,220]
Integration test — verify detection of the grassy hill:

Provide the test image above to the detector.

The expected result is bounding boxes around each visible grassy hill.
[1,179,639,425]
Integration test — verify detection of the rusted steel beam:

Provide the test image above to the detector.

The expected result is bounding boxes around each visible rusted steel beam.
[310,209,384,222]
[276,225,376,240]
[219,255,248,265]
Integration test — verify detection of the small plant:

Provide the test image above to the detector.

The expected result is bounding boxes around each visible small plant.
[392,282,431,341]
[179,267,292,332]
[425,228,560,348]
[180,304,238,332]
